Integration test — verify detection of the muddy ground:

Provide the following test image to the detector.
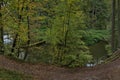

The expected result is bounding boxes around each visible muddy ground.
[0,55,120,80]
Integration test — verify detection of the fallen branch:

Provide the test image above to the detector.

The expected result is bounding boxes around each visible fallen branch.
[21,41,46,48]
[103,49,120,64]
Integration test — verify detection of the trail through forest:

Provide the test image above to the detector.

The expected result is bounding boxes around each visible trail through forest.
[0,54,120,80]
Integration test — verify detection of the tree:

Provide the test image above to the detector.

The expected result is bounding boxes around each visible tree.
[80,0,109,29]
[46,0,92,67]
[0,0,4,54]
[1,0,113,67]
[117,0,120,48]
[111,0,116,52]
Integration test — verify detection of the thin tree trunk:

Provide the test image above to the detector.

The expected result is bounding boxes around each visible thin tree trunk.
[0,0,4,54]
[24,15,30,60]
[11,14,22,53]
[11,0,25,54]
[11,34,18,53]
[111,0,116,52]
[117,0,120,48]
[64,3,71,47]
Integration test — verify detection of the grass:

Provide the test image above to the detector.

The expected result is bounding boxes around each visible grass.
[0,68,32,80]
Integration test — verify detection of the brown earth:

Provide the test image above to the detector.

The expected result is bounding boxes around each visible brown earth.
[0,54,120,80]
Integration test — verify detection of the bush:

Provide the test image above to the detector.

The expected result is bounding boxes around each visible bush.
[83,29,110,45]
[61,53,93,67]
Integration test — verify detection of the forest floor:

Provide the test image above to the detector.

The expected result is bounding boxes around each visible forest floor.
[0,55,120,80]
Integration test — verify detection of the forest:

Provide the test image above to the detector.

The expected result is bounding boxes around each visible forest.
[0,0,120,80]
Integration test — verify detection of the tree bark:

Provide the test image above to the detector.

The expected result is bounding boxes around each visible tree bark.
[0,0,4,54]
[111,0,116,52]
[117,0,120,48]
[11,34,18,53]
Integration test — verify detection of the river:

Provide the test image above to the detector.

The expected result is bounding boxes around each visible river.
[89,41,108,63]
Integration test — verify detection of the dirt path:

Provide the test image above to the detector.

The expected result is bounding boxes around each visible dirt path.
[0,55,120,80]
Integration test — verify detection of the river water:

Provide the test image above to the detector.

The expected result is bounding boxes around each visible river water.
[89,41,108,63]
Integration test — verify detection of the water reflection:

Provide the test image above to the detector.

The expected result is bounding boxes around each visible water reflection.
[4,34,13,44]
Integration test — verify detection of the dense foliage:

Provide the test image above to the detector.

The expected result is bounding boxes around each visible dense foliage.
[0,0,112,67]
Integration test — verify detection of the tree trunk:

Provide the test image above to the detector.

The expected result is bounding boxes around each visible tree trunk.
[111,0,116,52]
[24,15,30,60]
[11,0,24,54]
[0,0,4,54]
[117,0,120,48]
[11,34,18,53]
[11,14,22,53]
